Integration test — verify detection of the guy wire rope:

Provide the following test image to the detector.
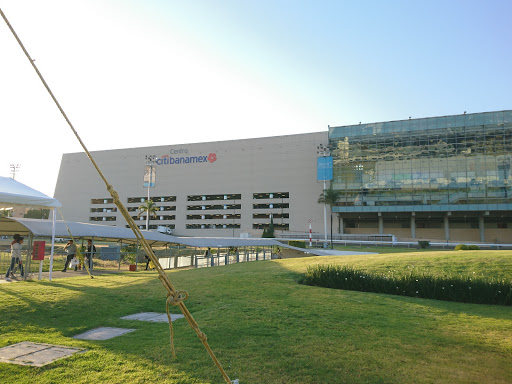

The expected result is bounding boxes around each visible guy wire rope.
[0,9,233,384]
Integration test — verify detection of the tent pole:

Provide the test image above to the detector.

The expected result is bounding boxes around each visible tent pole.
[90,238,95,270]
[24,232,33,281]
[119,239,122,270]
[49,208,56,281]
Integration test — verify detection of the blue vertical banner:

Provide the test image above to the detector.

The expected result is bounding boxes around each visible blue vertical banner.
[143,165,156,187]
[317,156,333,181]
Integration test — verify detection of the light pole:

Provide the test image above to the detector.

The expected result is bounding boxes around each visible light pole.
[317,144,331,248]
[10,163,20,180]
[144,155,157,230]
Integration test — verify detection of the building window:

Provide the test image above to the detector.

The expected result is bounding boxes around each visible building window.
[253,203,289,209]
[127,196,176,204]
[152,196,176,202]
[187,194,241,201]
[253,192,289,199]
[131,215,176,221]
[90,207,118,213]
[187,214,241,220]
[328,111,512,210]
[252,223,289,230]
[253,213,289,219]
[186,223,240,229]
[126,224,175,229]
[187,204,241,211]
[127,206,176,212]
[91,198,113,204]
[90,216,116,222]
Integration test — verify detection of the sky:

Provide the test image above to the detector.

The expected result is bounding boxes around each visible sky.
[1,0,511,197]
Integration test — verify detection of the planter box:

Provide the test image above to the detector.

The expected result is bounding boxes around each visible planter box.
[129,264,136,272]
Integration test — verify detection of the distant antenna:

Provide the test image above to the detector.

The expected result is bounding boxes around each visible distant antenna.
[9,163,20,179]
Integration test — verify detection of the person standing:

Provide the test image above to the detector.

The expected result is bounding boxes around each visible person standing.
[6,236,24,278]
[85,239,96,270]
[62,240,77,272]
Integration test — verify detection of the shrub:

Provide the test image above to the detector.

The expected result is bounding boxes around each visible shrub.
[121,244,138,263]
[418,241,430,249]
[468,245,481,250]
[301,264,512,306]
[289,240,306,248]
[455,244,470,251]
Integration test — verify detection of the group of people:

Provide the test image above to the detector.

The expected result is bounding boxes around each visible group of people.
[62,239,96,272]
[4,234,99,278]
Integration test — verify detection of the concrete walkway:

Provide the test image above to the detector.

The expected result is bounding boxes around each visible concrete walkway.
[0,269,128,284]
[283,244,377,256]
[309,249,378,256]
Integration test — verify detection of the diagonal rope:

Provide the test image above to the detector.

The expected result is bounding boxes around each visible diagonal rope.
[0,8,233,384]
[57,207,93,279]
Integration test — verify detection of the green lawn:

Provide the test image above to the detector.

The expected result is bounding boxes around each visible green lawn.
[0,250,511,383]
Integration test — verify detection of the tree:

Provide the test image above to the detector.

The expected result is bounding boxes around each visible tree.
[261,215,275,238]
[24,208,50,219]
[138,199,158,230]
[268,214,275,238]
[317,184,341,249]
[0,208,12,217]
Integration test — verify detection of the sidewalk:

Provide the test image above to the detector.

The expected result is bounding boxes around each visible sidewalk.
[0,269,130,284]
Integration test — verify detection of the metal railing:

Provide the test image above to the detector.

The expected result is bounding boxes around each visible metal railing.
[279,232,396,242]
[0,245,279,279]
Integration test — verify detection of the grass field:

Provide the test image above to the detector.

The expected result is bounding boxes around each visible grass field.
[0,250,511,383]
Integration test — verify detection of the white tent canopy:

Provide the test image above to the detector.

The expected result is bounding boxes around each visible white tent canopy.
[0,176,61,209]
[0,176,62,281]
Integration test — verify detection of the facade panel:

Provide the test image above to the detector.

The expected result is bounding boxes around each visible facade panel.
[54,132,328,237]
[329,110,512,242]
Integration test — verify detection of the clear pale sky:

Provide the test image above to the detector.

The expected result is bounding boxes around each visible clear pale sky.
[1,0,511,197]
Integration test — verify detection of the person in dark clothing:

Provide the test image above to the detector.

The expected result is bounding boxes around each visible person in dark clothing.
[144,253,151,270]
[85,239,96,270]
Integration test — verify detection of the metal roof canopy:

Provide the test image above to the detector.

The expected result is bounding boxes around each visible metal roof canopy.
[0,217,284,248]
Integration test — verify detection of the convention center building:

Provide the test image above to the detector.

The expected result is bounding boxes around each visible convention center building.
[54,110,512,243]
[54,132,328,238]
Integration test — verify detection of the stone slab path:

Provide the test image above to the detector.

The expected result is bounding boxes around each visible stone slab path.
[73,327,135,340]
[0,341,84,367]
[121,312,184,323]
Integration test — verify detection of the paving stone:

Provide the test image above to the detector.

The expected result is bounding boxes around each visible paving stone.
[0,341,47,360]
[121,312,161,321]
[121,312,184,323]
[73,327,136,340]
[0,342,84,367]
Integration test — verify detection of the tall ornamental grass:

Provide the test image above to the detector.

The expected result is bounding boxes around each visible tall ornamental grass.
[301,264,512,305]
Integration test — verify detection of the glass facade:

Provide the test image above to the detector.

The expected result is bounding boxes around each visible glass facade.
[328,111,512,213]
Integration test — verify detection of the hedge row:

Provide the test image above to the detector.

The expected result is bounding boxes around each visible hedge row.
[301,265,511,305]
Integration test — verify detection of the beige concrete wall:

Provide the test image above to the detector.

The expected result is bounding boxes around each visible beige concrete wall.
[54,132,328,237]
[344,226,511,243]
[485,229,512,244]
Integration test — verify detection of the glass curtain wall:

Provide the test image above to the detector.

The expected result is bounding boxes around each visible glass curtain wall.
[329,111,512,209]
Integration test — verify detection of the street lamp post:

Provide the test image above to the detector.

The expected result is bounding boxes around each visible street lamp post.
[317,144,331,249]
[144,155,157,230]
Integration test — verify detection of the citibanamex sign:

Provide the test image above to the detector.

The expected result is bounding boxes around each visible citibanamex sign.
[155,152,217,166]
